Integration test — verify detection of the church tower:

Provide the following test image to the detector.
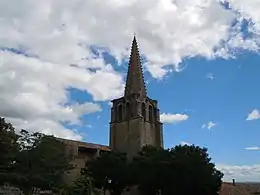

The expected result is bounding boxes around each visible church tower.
[109,36,163,158]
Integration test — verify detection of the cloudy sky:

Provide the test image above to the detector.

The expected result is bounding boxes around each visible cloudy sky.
[1,0,260,182]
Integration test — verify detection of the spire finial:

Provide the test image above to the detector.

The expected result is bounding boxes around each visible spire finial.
[124,36,147,97]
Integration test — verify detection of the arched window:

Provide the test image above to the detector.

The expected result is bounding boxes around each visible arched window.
[153,108,157,121]
[142,103,146,120]
[129,102,134,117]
[149,105,153,122]
[118,105,123,121]
[126,103,129,119]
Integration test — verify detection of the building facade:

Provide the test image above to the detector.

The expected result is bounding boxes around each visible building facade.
[60,138,111,183]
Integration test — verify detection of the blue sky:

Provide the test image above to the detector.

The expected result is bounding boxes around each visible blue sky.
[69,49,260,166]
[1,0,260,182]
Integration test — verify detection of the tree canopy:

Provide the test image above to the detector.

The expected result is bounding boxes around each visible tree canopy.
[166,145,223,195]
[0,117,73,195]
[11,130,73,194]
[84,144,223,195]
[1,117,223,195]
[0,117,19,185]
[85,151,129,195]
[67,170,103,195]
[130,145,170,195]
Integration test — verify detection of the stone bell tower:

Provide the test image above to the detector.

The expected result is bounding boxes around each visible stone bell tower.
[109,36,163,158]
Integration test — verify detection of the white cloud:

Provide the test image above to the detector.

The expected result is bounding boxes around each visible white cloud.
[1,0,260,139]
[202,121,217,130]
[180,141,191,146]
[108,102,113,107]
[205,73,214,80]
[221,0,260,34]
[160,113,188,123]
[245,147,260,151]
[1,0,260,79]
[5,117,83,141]
[217,164,260,182]
[85,124,93,129]
[247,109,260,121]
[0,51,110,140]
[71,102,101,116]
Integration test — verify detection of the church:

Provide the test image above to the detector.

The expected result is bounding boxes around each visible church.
[62,36,164,183]
[60,38,257,194]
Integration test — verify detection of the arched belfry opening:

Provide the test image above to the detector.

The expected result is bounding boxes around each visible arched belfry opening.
[117,104,123,121]
[129,102,133,117]
[142,103,146,121]
[126,102,130,119]
[149,105,153,122]
[153,107,158,122]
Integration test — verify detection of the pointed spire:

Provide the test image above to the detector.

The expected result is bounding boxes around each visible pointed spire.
[124,36,147,97]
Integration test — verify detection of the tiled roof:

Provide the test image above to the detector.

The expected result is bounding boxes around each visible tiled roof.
[58,137,111,151]
[220,182,260,195]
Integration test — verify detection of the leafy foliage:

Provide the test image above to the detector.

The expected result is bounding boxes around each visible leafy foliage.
[130,145,170,195]
[0,117,19,185]
[67,171,103,195]
[67,175,91,195]
[131,144,223,195]
[80,144,223,195]
[166,144,223,195]
[1,117,223,195]
[85,151,129,195]
[10,129,73,194]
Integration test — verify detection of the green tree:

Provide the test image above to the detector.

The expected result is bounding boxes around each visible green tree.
[68,169,103,195]
[85,151,129,195]
[0,117,19,185]
[11,130,73,195]
[67,176,91,195]
[164,144,223,195]
[132,145,223,195]
[130,145,171,195]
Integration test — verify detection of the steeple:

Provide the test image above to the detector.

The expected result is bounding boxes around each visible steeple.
[124,36,147,97]
[109,36,164,158]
